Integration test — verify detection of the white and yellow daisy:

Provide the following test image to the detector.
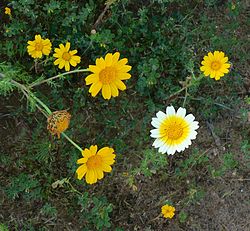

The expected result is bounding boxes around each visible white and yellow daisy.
[150,106,199,155]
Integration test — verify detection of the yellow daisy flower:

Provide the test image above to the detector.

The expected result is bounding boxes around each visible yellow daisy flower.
[53,42,81,72]
[150,106,199,155]
[27,35,52,59]
[161,205,175,219]
[85,52,132,100]
[76,145,116,184]
[5,7,11,16]
[47,110,71,138]
[200,51,231,80]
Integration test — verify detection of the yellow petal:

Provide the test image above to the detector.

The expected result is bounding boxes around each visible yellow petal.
[208,52,214,61]
[65,61,70,71]
[105,53,113,66]
[96,169,104,180]
[82,148,92,158]
[54,58,61,65]
[65,42,70,52]
[76,165,87,180]
[58,59,65,69]
[102,164,112,172]
[200,66,206,71]
[96,57,106,69]
[117,58,128,66]
[69,50,77,56]
[77,158,88,164]
[117,65,131,72]
[85,169,97,184]
[69,59,77,67]
[89,81,102,97]
[35,35,42,41]
[114,79,126,91]
[112,52,120,64]
[97,147,111,156]
[90,145,98,155]
[118,73,131,80]
[102,84,111,100]
[89,65,101,73]
[222,57,228,63]
[85,74,99,85]
[71,55,81,63]
[59,44,65,50]
[214,51,220,59]
[110,82,119,97]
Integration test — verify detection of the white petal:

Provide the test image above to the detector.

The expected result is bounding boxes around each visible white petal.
[177,107,186,118]
[150,129,161,138]
[166,106,175,116]
[189,131,197,139]
[156,111,167,121]
[152,139,164,148]
[191,121,199,130]
[159,145,167,154]
[176,145,183,153]
[185,114,195,123]
[167,145,177,155]
[151,117,161,128]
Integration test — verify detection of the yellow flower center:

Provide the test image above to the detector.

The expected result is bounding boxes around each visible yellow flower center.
[86,155,102,169]
[211,61,221,71]
[99,67,116,84]
[159,116,190,145]
[62,52,71,61]
[35,43,43,51]
[163,123,184,140]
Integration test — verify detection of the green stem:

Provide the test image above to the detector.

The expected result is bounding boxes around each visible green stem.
[30,92,52,115]
[67,180,84,196]
[61,132,83,152]
[29,69,89,88]
[11,80,83,153]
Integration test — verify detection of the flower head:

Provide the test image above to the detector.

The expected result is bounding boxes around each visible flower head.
[27,35,52,59]
[161,205,175,219]
[47,110,71,138]
[53,42,81,71]
[5,7,11,16]
[85,52,132,100]
[200,51,231,80]
[150,106,199,155]
[76,145,116,184]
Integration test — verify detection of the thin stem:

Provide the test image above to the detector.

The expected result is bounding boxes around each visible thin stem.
[182,86,188,107]
[67,180,84,196]
[30,92,52,115]
[61,132,83,152]
[29,69,89,88]
[11,79,83,153]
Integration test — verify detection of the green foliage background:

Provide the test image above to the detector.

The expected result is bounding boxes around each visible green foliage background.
[0,0,249,230]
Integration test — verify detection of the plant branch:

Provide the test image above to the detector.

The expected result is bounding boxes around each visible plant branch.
[28,69,89,88]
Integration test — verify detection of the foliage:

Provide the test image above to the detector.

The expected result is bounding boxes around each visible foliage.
[210,152,239,178]
[78,193,113,230]
[4,173,42,200]
[0,0,249,230]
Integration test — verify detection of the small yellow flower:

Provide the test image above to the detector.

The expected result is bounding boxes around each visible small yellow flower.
[47,110,71,138]
[161,204,175,219]
[53,42,81,71]
[76,145,116,184]
[86,52,132,100]
[5,7,11,16]
[27,35,52,59]
[200,51,231,80]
